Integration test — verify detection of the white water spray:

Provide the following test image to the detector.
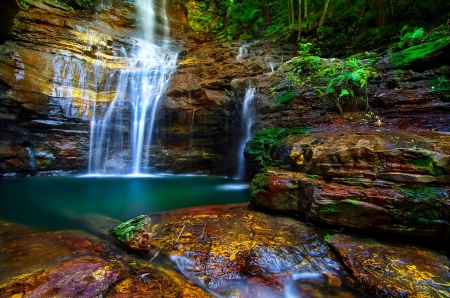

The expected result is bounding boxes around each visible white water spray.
[235,87,256,178]
[88,0,178,174]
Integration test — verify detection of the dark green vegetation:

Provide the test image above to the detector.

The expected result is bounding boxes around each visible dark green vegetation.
[246,127,310,167]
[189,0,450,57]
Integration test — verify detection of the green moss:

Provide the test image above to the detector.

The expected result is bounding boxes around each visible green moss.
[346,199,360,204]
[305,174,318,180]
[415,157,433,169]
[249,172,270,197]
[320,204,338,213]
[246,127,310,168]
[390,37,450,68]
[112,215,150,243]
[414,156,444,175]
[274,90,295,106]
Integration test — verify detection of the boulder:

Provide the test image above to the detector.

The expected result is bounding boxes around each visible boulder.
[251,167,450,237]
[288,130,450,179]
[327,234,450,297]
[149,204,358,297]
[111,215,152,252]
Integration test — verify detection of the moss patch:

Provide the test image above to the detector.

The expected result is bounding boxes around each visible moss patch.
[111,215,151,243]
[390,37,450,69]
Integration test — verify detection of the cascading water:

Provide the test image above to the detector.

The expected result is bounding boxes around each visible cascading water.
[88,0,178,175]
[235,87,256,178]
[236,44,250,60]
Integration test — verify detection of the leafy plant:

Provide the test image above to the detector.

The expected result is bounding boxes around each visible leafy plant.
[226,0,263,40]
[274,90,295,106]
[394,26,425,49]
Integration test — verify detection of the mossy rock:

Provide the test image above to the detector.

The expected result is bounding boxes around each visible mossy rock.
[111,215,152,252]
[390,37,450,70]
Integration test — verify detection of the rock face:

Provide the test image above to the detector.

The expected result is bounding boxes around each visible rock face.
[3,204,450,297]
[0,220,215,297]
[250,130,450,238]
[0,0,298,176]
[1,0,449,176]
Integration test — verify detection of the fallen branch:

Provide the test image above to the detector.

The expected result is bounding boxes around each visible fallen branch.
[148,224,186,263]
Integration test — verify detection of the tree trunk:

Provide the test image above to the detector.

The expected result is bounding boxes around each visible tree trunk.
[317,0,330,34]
[298,0,302,39]
[289,0,295,25]
[224,0,233,29]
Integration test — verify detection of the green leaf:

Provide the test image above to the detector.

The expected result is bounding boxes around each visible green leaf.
[339,89,350,97]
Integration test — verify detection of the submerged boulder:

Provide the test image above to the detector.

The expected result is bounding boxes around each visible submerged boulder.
[111,215,152,252]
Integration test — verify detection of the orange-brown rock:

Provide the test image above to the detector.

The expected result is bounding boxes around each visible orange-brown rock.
[327,234,450,297]
[149,204,357,297]
[250,167,450,238]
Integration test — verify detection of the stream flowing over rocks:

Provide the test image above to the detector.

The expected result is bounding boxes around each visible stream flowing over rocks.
[0,0,450,297]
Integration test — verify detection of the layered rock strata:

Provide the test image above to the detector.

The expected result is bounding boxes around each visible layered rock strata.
[250,130,450,238]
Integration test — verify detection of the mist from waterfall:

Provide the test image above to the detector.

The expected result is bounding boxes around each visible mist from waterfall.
[88,0,178,175]
[235,87,256,179]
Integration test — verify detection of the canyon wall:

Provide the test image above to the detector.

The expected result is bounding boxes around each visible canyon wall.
[0,0,449,177]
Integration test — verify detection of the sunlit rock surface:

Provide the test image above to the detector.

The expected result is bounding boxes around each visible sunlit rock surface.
[327,234,450,297]
[0,219,214,297]
[150,204,358,297]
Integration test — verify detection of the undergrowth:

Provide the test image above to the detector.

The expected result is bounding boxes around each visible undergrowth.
[282,43,378,114]
[246,126,310,167]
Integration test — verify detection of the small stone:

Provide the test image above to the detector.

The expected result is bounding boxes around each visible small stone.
[111,215,152,252]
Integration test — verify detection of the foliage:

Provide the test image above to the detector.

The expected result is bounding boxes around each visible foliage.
[19,0,30,9]
[246,127,310,167]
[390,36,450,68]
[187,1,223,34]
[274,90,295,106]
[394,26,425,49]
[285,45,378,113]
[226,0,263,40]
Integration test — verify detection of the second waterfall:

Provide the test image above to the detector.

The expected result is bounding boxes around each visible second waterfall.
[89,0,178,175]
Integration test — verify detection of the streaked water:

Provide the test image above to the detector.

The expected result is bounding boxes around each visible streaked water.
[235,87,256,178]
[0,176,249,231]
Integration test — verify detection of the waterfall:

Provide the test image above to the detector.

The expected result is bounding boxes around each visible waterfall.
[235,87,256,179]
[236,44,249,60]
[88,0,178,175]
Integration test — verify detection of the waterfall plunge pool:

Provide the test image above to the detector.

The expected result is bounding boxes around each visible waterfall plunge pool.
[0,175,249,231]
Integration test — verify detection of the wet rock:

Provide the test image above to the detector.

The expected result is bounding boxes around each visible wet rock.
[250,167,450,238]
[111,215,152,252]
[288,130,450,179]
[327,234,450,297]
[106,260,214,298]
[0,230,110,281]
[1,257,120,298]
[150,204,356,297]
